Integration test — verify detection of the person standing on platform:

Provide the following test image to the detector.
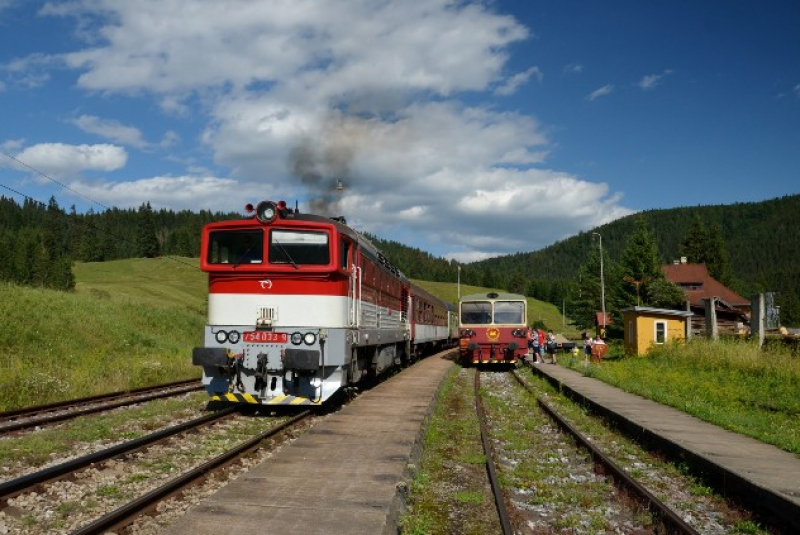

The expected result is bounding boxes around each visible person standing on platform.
[546,330,557,364]
[592,334,607,364]
[582,331,593,366]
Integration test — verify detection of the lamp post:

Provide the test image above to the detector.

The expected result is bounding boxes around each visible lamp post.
[457,265,461,301]
[592,232,606,335]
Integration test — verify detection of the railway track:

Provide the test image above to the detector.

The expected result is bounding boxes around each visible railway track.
[0,405,311,534]
[0,379,202,434]
[472,367,757,534]
[508,369,699,534]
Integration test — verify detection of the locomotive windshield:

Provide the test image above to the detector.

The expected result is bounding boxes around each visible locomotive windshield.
[460,301,492,325]
[207,230,263,265]
[460,300,525,325]
[493,301,525,324]
[270,230,330,265]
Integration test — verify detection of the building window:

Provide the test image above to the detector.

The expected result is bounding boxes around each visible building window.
[654,321,667,344]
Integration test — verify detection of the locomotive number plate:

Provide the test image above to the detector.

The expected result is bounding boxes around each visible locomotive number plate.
[243,331,288,344]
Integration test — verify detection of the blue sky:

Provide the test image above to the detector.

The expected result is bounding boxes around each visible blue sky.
[1,1,798,262]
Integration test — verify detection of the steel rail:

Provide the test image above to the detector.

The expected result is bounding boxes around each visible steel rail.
[72,410,312,535]
[0,406,239,503]
[0,382,203,434]
[474,370,514,535]
[511,369,700,535]
[0,379,199,420]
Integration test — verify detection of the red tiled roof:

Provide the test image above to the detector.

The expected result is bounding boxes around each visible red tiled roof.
[595,311,613,325]
[662,263,749,308]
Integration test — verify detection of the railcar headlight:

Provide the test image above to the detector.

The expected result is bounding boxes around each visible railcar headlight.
[215,330,228,343]
[255,201,278,223]
[291,332,303,345]
[303,332,317,345]
[227,331,241,344]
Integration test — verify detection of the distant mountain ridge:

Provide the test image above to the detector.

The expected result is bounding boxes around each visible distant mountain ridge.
[373,193,800,326]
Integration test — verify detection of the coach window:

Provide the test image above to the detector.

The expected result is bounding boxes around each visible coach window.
[494,301,524,324]
[270,230,329,265]
[208,230,263,265]
[340,239,351,271]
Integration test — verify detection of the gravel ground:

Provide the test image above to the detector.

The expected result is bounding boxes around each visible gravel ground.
[0,399,315,534]
[481,370,652,533]
[484,367,765,534]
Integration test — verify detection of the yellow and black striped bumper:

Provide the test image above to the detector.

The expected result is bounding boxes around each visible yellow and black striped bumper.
[211,392,322,405]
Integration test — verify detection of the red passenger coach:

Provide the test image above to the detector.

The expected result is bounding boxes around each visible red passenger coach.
[191,199,453,406]
[459,292,528,364]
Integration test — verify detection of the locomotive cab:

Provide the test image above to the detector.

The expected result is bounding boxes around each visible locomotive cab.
[458,292,528,364]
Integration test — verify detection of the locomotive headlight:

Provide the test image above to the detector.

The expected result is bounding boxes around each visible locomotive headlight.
[227,330,241,344]
[255,201,278,223]
[215,330,228,343]
[303,332,317,345]
[290,332,303,345]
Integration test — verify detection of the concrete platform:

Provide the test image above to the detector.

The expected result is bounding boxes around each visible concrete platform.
[165,353,454,535]
[532,362,800,531]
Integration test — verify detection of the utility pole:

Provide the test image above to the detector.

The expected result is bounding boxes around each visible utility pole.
[592,232,606,336]
[457,264,461,301]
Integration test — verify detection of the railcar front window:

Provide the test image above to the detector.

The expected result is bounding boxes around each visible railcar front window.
[461,301,492,325]
[208,230,263,265]
[493,301,525,324]
[270,230,329,265]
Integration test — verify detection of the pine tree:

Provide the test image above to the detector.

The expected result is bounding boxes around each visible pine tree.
[616,217,664,308]
[137,202,160,258]
[705,222,733,286]
[570,244,609,330]
[679,216,709,264]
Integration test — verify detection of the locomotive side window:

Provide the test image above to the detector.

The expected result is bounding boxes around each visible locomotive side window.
[208,230,263,265]
[494,301,525,324]
[270,230,329,265]
[461,301,492,325]
[340,239,351,271]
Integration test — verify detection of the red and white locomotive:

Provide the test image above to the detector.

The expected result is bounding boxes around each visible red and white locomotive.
[458,291,528,364]
[192,199,456,406]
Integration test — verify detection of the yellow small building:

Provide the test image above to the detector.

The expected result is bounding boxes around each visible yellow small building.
[621,306,693,355]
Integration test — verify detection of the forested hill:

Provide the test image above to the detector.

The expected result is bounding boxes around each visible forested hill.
[2,193,798,324]
[474,193,800,286]
[471,193,800,325]
[370,194,800,326]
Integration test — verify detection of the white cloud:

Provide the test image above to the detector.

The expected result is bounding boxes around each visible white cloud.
[25,0,633,258]
[638,69,673,90]
[495,67,542,96]
[587,84,613,101]
[14,143,127,177]
[73,115,147,148]
[794,83,800,98]
[563,63,583,74]
[45,1,527,98]
[71,175,238,210]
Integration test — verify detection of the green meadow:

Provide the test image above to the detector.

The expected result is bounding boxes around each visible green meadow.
[0,257,206,411]
[1,261,569,411]
[564,339,800,455]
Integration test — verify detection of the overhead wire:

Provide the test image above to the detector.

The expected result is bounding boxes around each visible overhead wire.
[0,151,204,273]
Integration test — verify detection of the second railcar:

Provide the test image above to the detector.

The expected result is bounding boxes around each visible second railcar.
[459,292,528,364]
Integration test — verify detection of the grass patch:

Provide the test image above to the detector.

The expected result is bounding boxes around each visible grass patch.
[0,393,207,466]
[401,366,501,535]
[0,260,205,411]
[567,338,800,454]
